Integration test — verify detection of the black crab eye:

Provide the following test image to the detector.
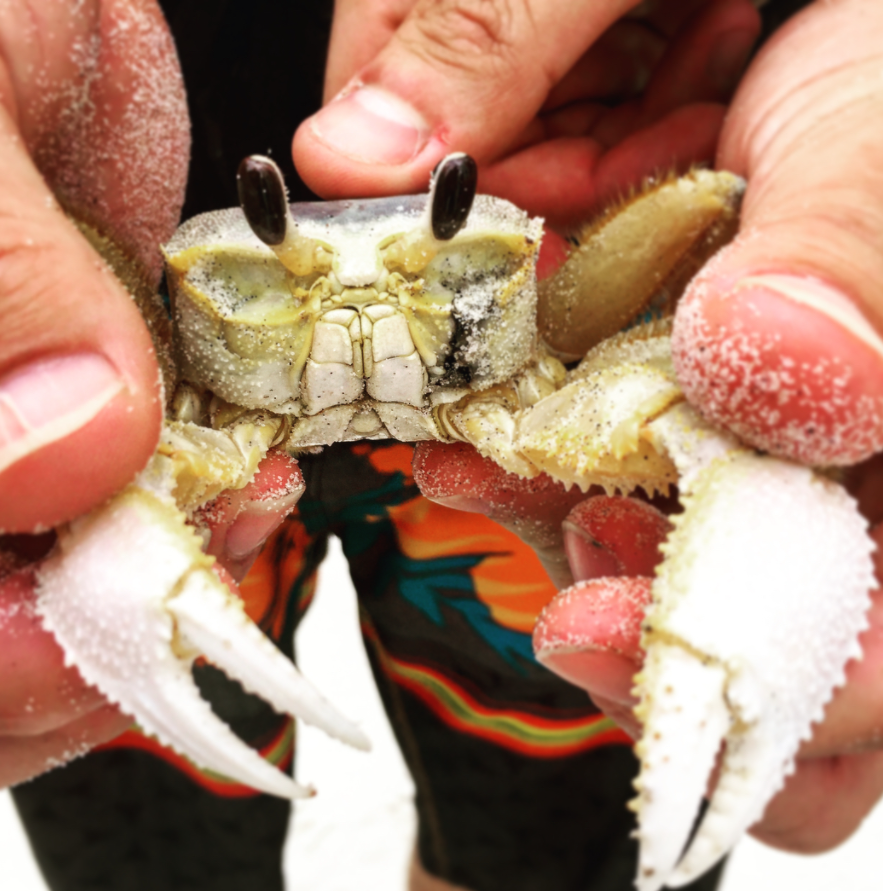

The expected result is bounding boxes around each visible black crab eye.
[430,153,478,241]
[237,155,289,246]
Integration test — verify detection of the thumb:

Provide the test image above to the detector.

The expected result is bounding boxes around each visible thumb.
[293,0,636,196]
[672,0,883,466]
[0,0,189,532]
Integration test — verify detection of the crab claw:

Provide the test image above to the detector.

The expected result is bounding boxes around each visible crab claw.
[633,407,875,891]
[36,482,368,799]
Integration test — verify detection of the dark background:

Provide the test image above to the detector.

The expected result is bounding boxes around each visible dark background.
[157,0,811,222]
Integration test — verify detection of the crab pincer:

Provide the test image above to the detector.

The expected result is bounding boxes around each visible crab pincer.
[36,427,369,799]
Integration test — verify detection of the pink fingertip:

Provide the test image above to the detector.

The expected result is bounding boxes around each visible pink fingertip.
[536,228,571,281]
[564,496,671,581]
[533,577,651,662]
[224,495,299,559]
[563,523,623,580]
[673,272,883,465]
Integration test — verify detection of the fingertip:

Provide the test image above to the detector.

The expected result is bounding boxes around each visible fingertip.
[534,579,647,713]
[673,271,883,465]
[413,441,583,522]
[533,577,651,663]
[412,441,496,502]
[563,496,672,581]
[537,227,572,282]
[533,578,648,705]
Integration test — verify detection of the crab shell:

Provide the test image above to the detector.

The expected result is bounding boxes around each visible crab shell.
[34,163,876,889]
[163,192,542,446]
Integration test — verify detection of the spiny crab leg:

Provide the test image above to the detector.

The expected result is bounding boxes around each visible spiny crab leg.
[36,422,369,799]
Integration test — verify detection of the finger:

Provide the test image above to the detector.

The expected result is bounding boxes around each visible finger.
[413,441,586,588]
[533,496,667,722]
[750,750,883,854]
[294,0,640,197]
[637,0,758,122]
[588,0,758,148]
[542,19,667,111]
[478,102,726,228]
[0,0,189,532]
[199,450,305,582]
[0,0,189,279]
[324,0,417,101]
[0,562,109,736]
[0,703,130,789]
[533,577,649,736]
[671,0,883,465]
[562,495,672,581]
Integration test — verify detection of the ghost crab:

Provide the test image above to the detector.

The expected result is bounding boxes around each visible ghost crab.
[34,155,875,889]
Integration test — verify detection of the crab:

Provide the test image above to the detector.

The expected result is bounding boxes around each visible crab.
[32,154,875,890]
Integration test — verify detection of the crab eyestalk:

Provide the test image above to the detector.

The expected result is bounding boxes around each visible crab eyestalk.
[237,155,321,276]
[382,152,479,273]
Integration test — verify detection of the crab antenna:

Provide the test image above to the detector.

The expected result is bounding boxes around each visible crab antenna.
[430,153,478,240]
[237,155,318,275]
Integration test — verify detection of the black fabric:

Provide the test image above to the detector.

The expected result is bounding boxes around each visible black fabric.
[12,750,290,891]
[158,0,332,218]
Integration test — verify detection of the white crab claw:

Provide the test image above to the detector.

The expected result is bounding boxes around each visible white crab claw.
[36,483,367,798]
[169,570,370,751]
[632,406,875,891]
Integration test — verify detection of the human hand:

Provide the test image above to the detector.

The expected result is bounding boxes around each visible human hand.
[0,0,188,787]
[532,500,883,855]
[530,0,883,851]
[0,445,303,789]
[293,0,760,227]
[0,0,306,788]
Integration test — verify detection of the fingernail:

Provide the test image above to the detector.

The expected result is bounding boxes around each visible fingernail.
[224,492,301,559]
[0,354,124,475]
[430,494,488,514]
[311,85,429,165]
[708,28,756,94]
[736,274,883,358]
[563,520,622,581]
[535,648,638,706]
